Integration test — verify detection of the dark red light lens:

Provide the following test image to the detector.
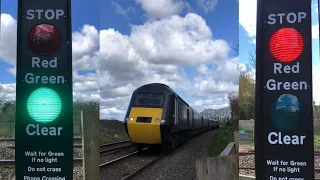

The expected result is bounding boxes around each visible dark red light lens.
[269,27,304,62]
[28,24,61,56]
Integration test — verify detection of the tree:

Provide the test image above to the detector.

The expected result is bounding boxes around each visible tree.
[248,44,256,71]
[239,72,255,119]
[0,84,7,103]
[233,42,239,56]
[228,91,239,125]
[0,100,15,123]
[73,101,100,122]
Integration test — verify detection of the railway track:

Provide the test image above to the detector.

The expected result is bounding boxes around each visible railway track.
[121,154,164,180]
[100,147,164,180]
[100,151,139,167]
[100,140,132,155]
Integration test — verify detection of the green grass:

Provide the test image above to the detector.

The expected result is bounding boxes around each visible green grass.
[314,132,320,149]
[99,120,129,144]
[207,123,237,157]
[100,128,129,144]
[239,130,254,146]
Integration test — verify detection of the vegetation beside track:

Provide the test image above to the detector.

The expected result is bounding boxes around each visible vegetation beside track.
[100,120,129,144]
[239,130,254,146]
[314,132,320,150]
[206,122,238,157]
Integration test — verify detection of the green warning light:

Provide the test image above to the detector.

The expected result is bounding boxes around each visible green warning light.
[27,87,62,123]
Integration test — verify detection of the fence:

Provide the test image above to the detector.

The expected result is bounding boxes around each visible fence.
[0,110,100,180]
[195,131,239,180]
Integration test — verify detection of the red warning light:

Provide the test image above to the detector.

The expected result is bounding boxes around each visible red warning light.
[269,28,304,63]
[28,24,61,56]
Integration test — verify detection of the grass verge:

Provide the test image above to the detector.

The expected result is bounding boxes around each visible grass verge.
[239,130,254,147]
[314,132,320,149]
[207,123,238,157]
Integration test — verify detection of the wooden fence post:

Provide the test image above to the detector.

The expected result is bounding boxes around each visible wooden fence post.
[207,155,239,180]
[196,158,208,180]
[234,131,239,155]
[81,110,100,180]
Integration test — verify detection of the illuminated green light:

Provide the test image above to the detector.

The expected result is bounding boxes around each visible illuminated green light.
[27,87,62,123]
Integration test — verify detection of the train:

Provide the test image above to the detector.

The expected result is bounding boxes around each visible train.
[123,83,220,152]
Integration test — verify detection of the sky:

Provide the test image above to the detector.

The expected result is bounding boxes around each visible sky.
[100,0,239,120]
[0,0,239,121]
[239,0,320,103]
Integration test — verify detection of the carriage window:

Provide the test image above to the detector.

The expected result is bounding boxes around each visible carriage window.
[134,93,164,106]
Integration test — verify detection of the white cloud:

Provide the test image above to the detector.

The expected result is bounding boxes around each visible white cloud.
[136,0,186,20]
[196,0,218,13]
[191,97,229,111]
[72,24,100,71]
[129,13,229,66]
[0,13,100,102]
[111,1,136,19]
[239,0,256,37]
[0,14,17,66]
[313,0,318,13]
[313,66,320,103]
[0,83,15,100]
[313,24,319,39]
[100,12,238,120]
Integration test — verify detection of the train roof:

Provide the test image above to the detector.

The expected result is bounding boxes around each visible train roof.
[134,83,175,94]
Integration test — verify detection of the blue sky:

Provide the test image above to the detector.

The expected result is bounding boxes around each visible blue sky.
[101,0,238,56]
[0,0,239,119]
[0,0,100,84]
[100,0,239,119]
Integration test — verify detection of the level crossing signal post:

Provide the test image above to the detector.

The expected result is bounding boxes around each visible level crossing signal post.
[15,0,73,179]
[255,0,314,179]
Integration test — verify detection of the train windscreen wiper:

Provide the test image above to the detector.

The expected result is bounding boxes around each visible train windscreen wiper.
[139,98,146,105]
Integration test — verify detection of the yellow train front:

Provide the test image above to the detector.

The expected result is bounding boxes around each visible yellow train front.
[123,83,220,152]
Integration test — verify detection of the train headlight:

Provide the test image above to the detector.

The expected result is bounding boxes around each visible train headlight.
[155,118,160,123]
[160,119,165,124]
[129,117,134,121]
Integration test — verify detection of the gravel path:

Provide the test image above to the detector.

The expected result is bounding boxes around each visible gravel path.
[0,141,83,180]
[128,130,219,180]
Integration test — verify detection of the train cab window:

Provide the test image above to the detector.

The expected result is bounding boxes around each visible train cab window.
[134,93,164,106]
